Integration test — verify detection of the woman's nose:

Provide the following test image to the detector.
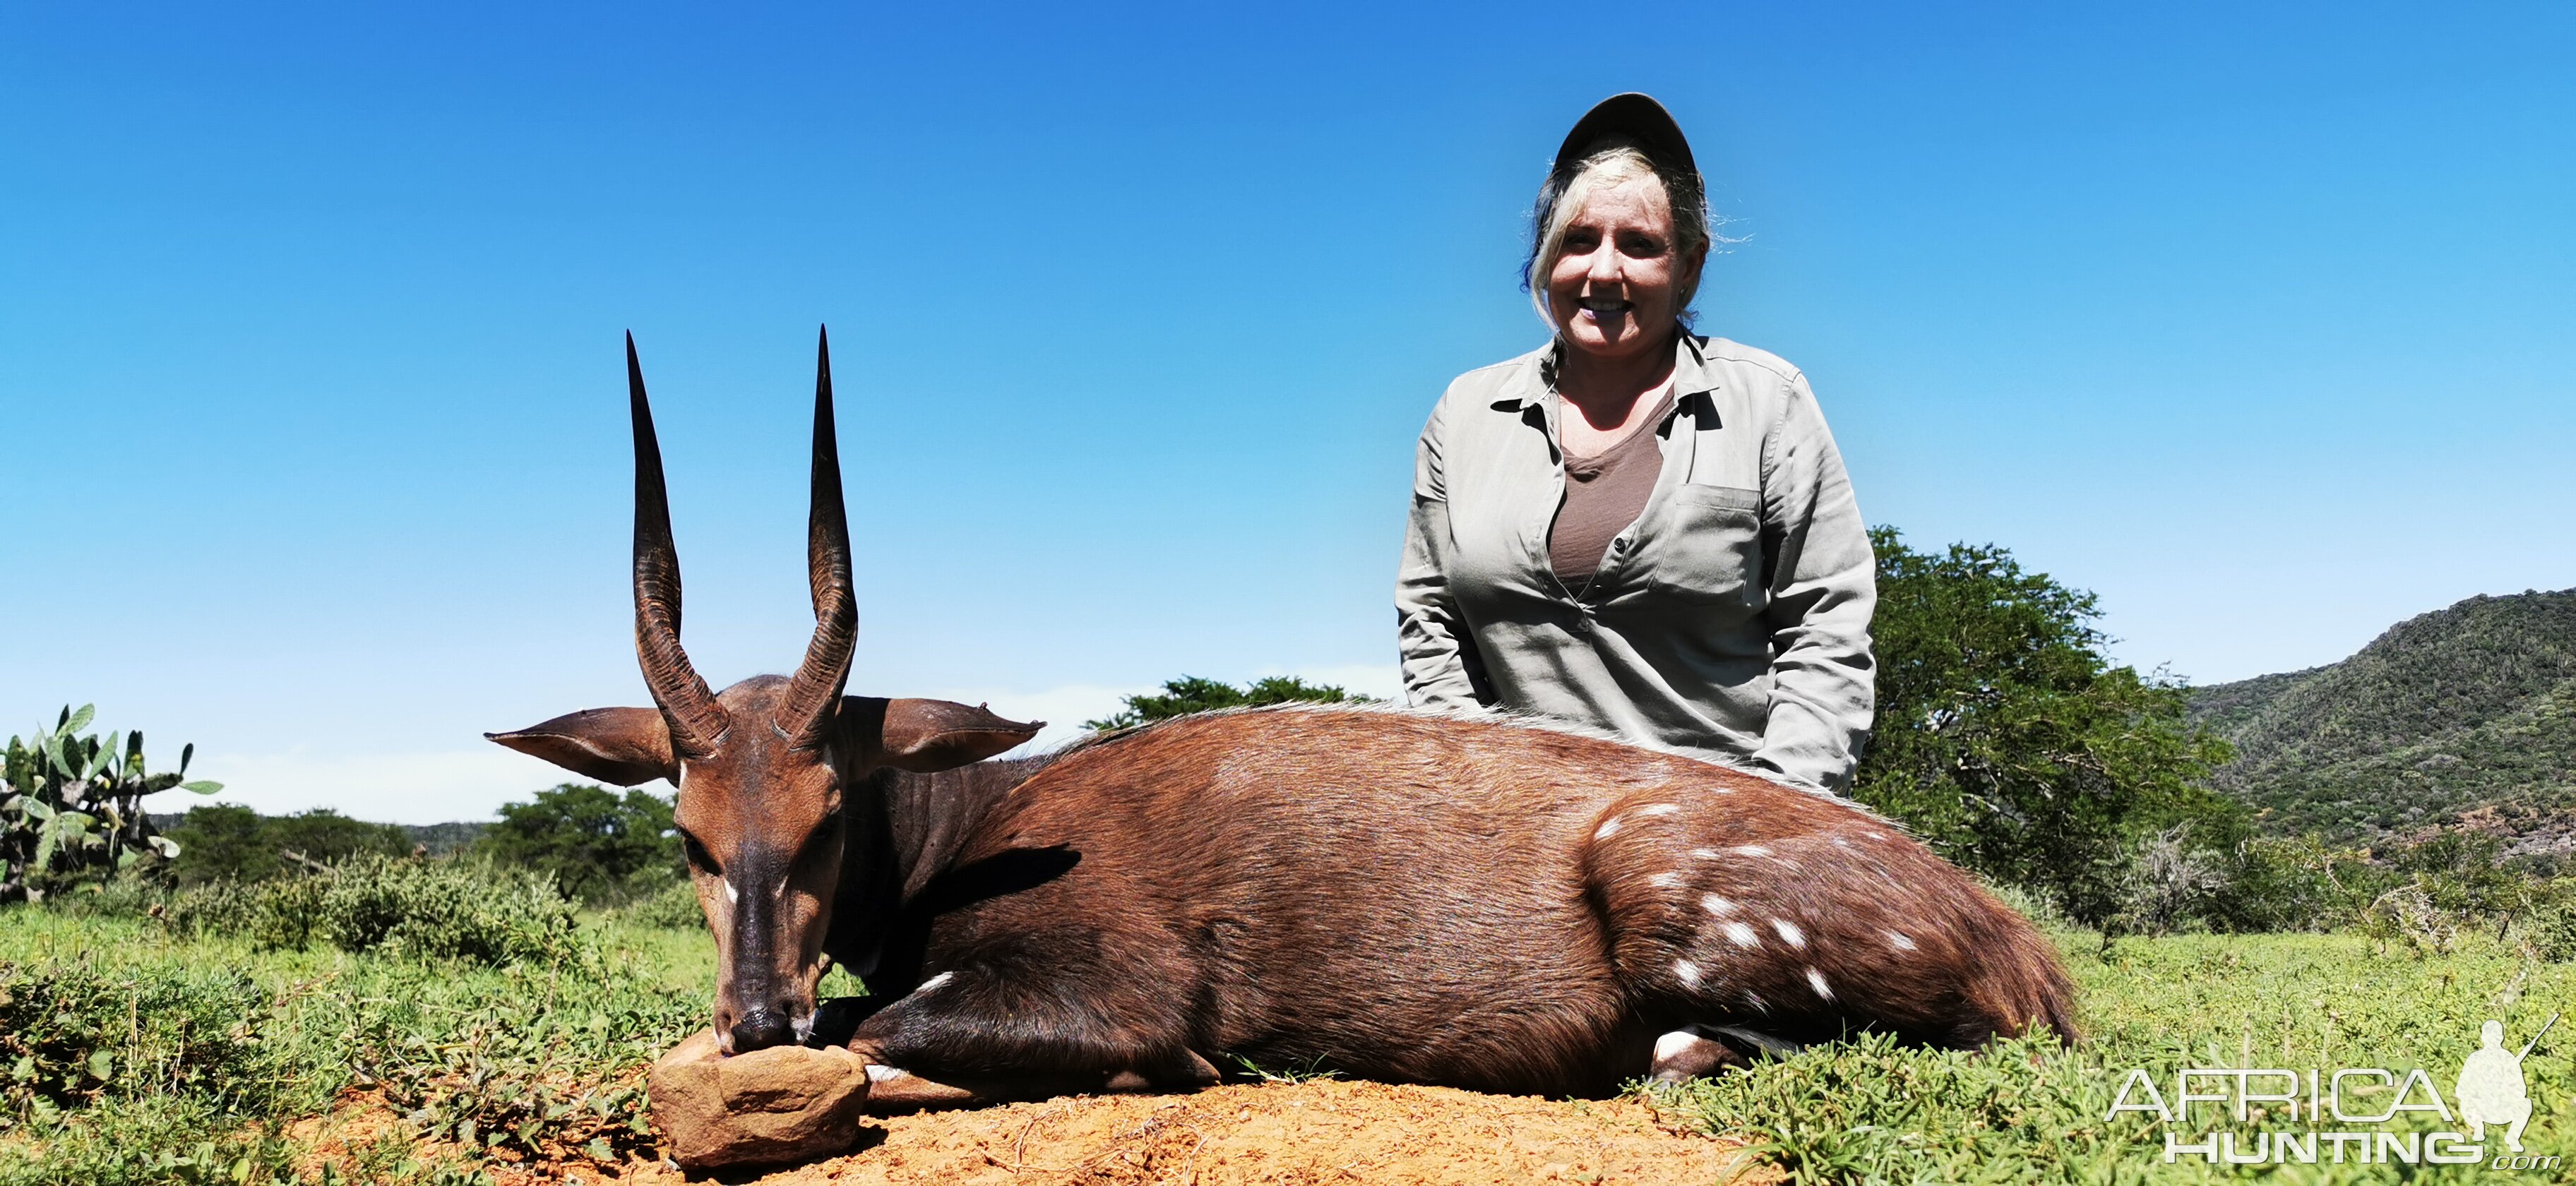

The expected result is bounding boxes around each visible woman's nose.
[1586,246,1623,286]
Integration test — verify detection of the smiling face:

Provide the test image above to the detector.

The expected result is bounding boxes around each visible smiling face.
[1544,171,1700,363]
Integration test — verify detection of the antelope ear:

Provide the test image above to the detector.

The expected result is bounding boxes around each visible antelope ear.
[840,696,1044,773]
[486,707,679,787]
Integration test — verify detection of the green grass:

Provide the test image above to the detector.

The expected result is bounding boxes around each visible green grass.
[1654,928,2575,1182]
[6,902,2570,1183]
[1,906,720,1185]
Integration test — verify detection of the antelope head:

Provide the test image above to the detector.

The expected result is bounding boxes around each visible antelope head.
[489,330,1039,1053]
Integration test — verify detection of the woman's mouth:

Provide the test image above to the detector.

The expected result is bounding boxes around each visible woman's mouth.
[1579,296,1633,318]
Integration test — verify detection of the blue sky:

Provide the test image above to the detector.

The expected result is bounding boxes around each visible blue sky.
[5,2,2570,822]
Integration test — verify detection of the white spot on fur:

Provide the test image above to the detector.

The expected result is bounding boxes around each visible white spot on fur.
[865,1065,912,1085]
[917,971,955,993]
[1831,836,1853,849]
[1654,1030,1703,1062]
[1723,921,1760,948]
[1770,918,1805,948]
[1701,894,1736,916]
[1674,959,1703,988]
[1866,831,1887,841]
[1638,803,1681,817]
[1806,967,1834,1000]
[1690,848,1719,860]
[1647,871,1683,890]
[1731,845,1772,858]
[1594,815,1624,841]
[1888,931,1916,952]
[723,880,739,905]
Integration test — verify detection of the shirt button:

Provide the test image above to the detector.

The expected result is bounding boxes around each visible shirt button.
[1611,538,1630,553]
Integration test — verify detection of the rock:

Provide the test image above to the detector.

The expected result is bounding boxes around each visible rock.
[649,1029,872,1169]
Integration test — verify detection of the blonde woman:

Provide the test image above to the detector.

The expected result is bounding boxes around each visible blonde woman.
[1397,93,1876,795]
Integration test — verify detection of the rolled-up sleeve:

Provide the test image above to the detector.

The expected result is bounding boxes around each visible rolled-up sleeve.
[1749,371,1877,793]
[1396,391,1486,710]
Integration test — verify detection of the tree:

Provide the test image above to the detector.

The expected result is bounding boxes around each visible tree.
[167,803,275,884]
[166,805,410,885]
[268,809,411,867]
[1084,676,1371,731]
[479,784,681,904]
[1854,527,2234,926]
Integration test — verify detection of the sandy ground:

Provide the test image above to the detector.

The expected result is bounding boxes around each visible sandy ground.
[484,1079,1770,1186]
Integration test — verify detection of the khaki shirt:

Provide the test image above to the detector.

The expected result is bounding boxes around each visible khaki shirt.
[1396,333,1877,794]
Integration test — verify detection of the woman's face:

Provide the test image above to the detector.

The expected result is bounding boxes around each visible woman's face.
[1546,174,1700,363]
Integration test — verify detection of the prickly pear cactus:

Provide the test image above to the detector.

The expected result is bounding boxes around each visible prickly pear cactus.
[1,705,221,904]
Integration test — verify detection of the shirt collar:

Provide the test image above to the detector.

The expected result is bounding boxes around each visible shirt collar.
[1496,326,1719,412]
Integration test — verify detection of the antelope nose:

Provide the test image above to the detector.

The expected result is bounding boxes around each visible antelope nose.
[731,1007,795,1052]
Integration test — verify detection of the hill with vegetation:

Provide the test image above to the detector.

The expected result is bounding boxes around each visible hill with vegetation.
[2189,587,2576,849]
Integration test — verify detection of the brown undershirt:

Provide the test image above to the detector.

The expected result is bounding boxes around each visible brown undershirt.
[1549,390,1674,592]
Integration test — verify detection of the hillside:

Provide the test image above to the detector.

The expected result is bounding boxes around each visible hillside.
[2188,588,2576,850]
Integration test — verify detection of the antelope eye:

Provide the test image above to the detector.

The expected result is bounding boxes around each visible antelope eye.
[677,828,719,875]
[794,815,844,869]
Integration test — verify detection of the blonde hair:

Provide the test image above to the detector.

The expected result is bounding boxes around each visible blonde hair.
[1524,145,1712,331]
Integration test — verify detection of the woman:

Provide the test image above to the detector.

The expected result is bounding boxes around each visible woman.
[1397,93,1876,795]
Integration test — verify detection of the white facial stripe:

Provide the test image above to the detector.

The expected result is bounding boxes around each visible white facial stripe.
[723,880,740,906]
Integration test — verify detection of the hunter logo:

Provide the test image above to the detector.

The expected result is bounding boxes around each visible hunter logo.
[2107,1014,2559,1170]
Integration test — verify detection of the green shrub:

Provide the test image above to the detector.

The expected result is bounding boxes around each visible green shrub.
[618,875,705,931]
[355,958,700,1166]
[2530,897,2576,962]
[314,856,580,965]
[0,959,278,1120]
[162,856,580,966]
[160,875,324,950]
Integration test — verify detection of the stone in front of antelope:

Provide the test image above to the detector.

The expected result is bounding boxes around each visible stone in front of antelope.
[650,1028,872,1168]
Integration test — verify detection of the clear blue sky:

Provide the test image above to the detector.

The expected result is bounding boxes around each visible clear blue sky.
[6,3,2570,822]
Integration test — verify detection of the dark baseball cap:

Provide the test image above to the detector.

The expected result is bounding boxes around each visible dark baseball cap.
[1551,92,1699,186]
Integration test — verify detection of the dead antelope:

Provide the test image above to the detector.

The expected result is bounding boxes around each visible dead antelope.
[490,331,2077,1108]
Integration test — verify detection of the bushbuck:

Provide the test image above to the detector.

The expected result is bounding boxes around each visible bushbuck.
[489,331,2076,1110]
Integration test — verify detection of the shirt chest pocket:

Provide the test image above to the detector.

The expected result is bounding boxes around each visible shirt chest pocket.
[1642,484,1765,608]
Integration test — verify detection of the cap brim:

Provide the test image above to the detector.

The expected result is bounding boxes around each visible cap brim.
[1552,92,1697,183]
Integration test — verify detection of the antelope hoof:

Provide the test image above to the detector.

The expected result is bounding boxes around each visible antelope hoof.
[1649,1028,1750,1083]
[861,1063,984,1113]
